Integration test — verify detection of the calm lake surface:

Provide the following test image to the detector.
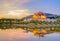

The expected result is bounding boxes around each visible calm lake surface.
[0,25,60,41]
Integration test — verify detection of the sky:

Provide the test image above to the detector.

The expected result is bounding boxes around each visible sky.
[0,0,60,19]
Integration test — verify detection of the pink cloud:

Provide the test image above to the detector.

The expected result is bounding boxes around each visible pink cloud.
[14,0,29,3]
[5,0,32,4]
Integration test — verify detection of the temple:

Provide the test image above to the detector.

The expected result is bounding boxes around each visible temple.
[30,12,47,20]
[23,11,57,22]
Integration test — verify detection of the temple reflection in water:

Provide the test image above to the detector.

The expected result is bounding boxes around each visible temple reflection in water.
[0,25,60,38]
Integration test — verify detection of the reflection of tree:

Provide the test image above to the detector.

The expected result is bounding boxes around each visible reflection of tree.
[22,27,48,37]
[20,27,60,37]
[0,25,60,37]
[0,24,17,29]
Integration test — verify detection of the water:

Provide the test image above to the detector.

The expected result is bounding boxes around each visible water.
[0,25,60,41]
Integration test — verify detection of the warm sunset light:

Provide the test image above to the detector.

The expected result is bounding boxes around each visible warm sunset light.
[0,0,32,19]
[0,0,60,41]
[8,9,30,16]
[0,9,31,19]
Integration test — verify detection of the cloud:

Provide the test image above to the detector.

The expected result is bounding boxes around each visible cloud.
[2,0,32,4]
[0,0,32,11]
[0,0,32,19]
[0,9,31,19]
[7,9,31,18]
[13,0,30,3]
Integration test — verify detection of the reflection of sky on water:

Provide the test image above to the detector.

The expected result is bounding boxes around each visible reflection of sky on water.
[0,29,33,41]
[38,33,60,41]
[0,29,60,41]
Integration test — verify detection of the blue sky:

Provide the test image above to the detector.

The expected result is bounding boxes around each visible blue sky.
[0,0,60,18]
[22,0,60,15]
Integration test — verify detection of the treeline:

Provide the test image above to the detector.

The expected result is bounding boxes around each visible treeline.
[16,20,60,24]
[0,19,60,24]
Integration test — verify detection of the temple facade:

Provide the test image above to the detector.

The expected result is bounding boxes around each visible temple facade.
[31,12,46,20]
[23,11,57,22]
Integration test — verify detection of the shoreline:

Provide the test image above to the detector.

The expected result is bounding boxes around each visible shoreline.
[0,24,60,26]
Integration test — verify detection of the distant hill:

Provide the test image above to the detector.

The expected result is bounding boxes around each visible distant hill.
[45,13,59,19]
[21,12,60,21]
[21,15,33,21]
